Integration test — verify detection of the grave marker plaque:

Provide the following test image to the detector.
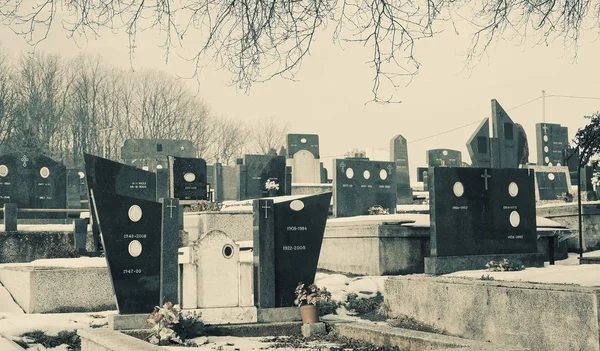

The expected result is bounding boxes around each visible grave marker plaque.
[535,171,569,200]
[429,167,537,257]
[90,188,161,314]
[253,192,332,308]
[168,156,207,201]
[333,158,397,217]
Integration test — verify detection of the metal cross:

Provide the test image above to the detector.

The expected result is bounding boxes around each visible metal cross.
[481,169,491,190]
[262,201,271,219]
[387,164,393,175]
[21,155,29,167]
[340,161,346,172]
[166,199,177,219]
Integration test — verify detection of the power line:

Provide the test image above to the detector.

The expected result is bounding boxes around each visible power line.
[320,93,596,159]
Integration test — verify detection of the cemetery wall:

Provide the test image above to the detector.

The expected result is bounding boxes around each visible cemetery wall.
[291,184,332,196]
[0,231,76,263]
[319,220,429,275]
[537,201,600,251]
[183,211,253,243]
[385,276,600,351]
[0,265,115,313]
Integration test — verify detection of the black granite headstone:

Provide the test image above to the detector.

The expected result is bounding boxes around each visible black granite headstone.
[320,163,328,183]
[243,155,287,199]
[286,134,320,159]
[416,167,428,182]
[90,188,162,314]
[168,156,207,201]
[390,135,412,204]
[535,171,569,200]
[429,167,537,257]
[0,153,67,219]
[67,169,82,217]
[536,123,568,166]
[426,149,462,168]
[333,158,397,217]
[83,154,156,202]
[253,192,332,308]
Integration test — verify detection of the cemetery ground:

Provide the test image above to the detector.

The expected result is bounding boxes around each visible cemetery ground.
[1,252,600,350]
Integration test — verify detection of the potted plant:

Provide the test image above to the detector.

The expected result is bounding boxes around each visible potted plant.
[294,282,331,324]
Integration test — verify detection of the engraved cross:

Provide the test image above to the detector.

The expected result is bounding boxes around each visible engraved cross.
[167,199,176,218]
[21,155,29,167]
[262,201,271,219]
[481,169,491,190]
[340,161,346,172]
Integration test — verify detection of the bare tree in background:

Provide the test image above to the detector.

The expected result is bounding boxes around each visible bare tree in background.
[248,116,291,155]
[8,52,69,156]
[2,1,593,101]
[0,47,16,149]
[206,117,249,165]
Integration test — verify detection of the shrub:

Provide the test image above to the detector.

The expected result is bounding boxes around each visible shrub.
[345,292,384,314]
[47,241,80,258]
[486,259,524,272]
[20,330,80,350]
[317,299,341,316]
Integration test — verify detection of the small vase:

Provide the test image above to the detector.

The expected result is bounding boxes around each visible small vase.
[299,304,320,324]
[268,189,277,197]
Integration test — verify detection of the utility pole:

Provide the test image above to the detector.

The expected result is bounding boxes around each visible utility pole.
[542,90,546,123]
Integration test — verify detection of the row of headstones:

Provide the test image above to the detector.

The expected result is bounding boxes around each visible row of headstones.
[86,150,332,313]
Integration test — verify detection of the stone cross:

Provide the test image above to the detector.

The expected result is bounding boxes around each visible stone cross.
[481,169,491,190]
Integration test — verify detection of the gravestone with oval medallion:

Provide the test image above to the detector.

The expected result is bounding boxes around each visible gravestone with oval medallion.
[426,149,462,168]
[253,192,332,308]
[89,187,180,314]
[168,155,208,201]
[0,153,67,219]
[426,167,541,274]
[390,135,412,204]
[90,188,162,314]
[333,158,397,217]
[526,165,571,201]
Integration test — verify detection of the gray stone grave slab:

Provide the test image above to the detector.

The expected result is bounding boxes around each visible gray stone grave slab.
[0,153,67,219]
[536,123,568,166]
[390,135,412,204]
[67,169,82,215]
[491,99,520,168]
[333,158,397,217]
[426,167,542,273]
[426,149,462,168]
[320,163,328,183]
[466,118,491,168]
[253,192,332,308]
[416,167,428,182]
[168,155,207,201]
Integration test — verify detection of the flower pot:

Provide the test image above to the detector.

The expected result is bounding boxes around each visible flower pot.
[299,304,320,324]
[268,189,277,197]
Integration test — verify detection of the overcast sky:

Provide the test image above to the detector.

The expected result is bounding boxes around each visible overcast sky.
[2,10,599,180]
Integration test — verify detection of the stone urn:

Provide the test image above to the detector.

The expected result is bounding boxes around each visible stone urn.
[299,304,319,324]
